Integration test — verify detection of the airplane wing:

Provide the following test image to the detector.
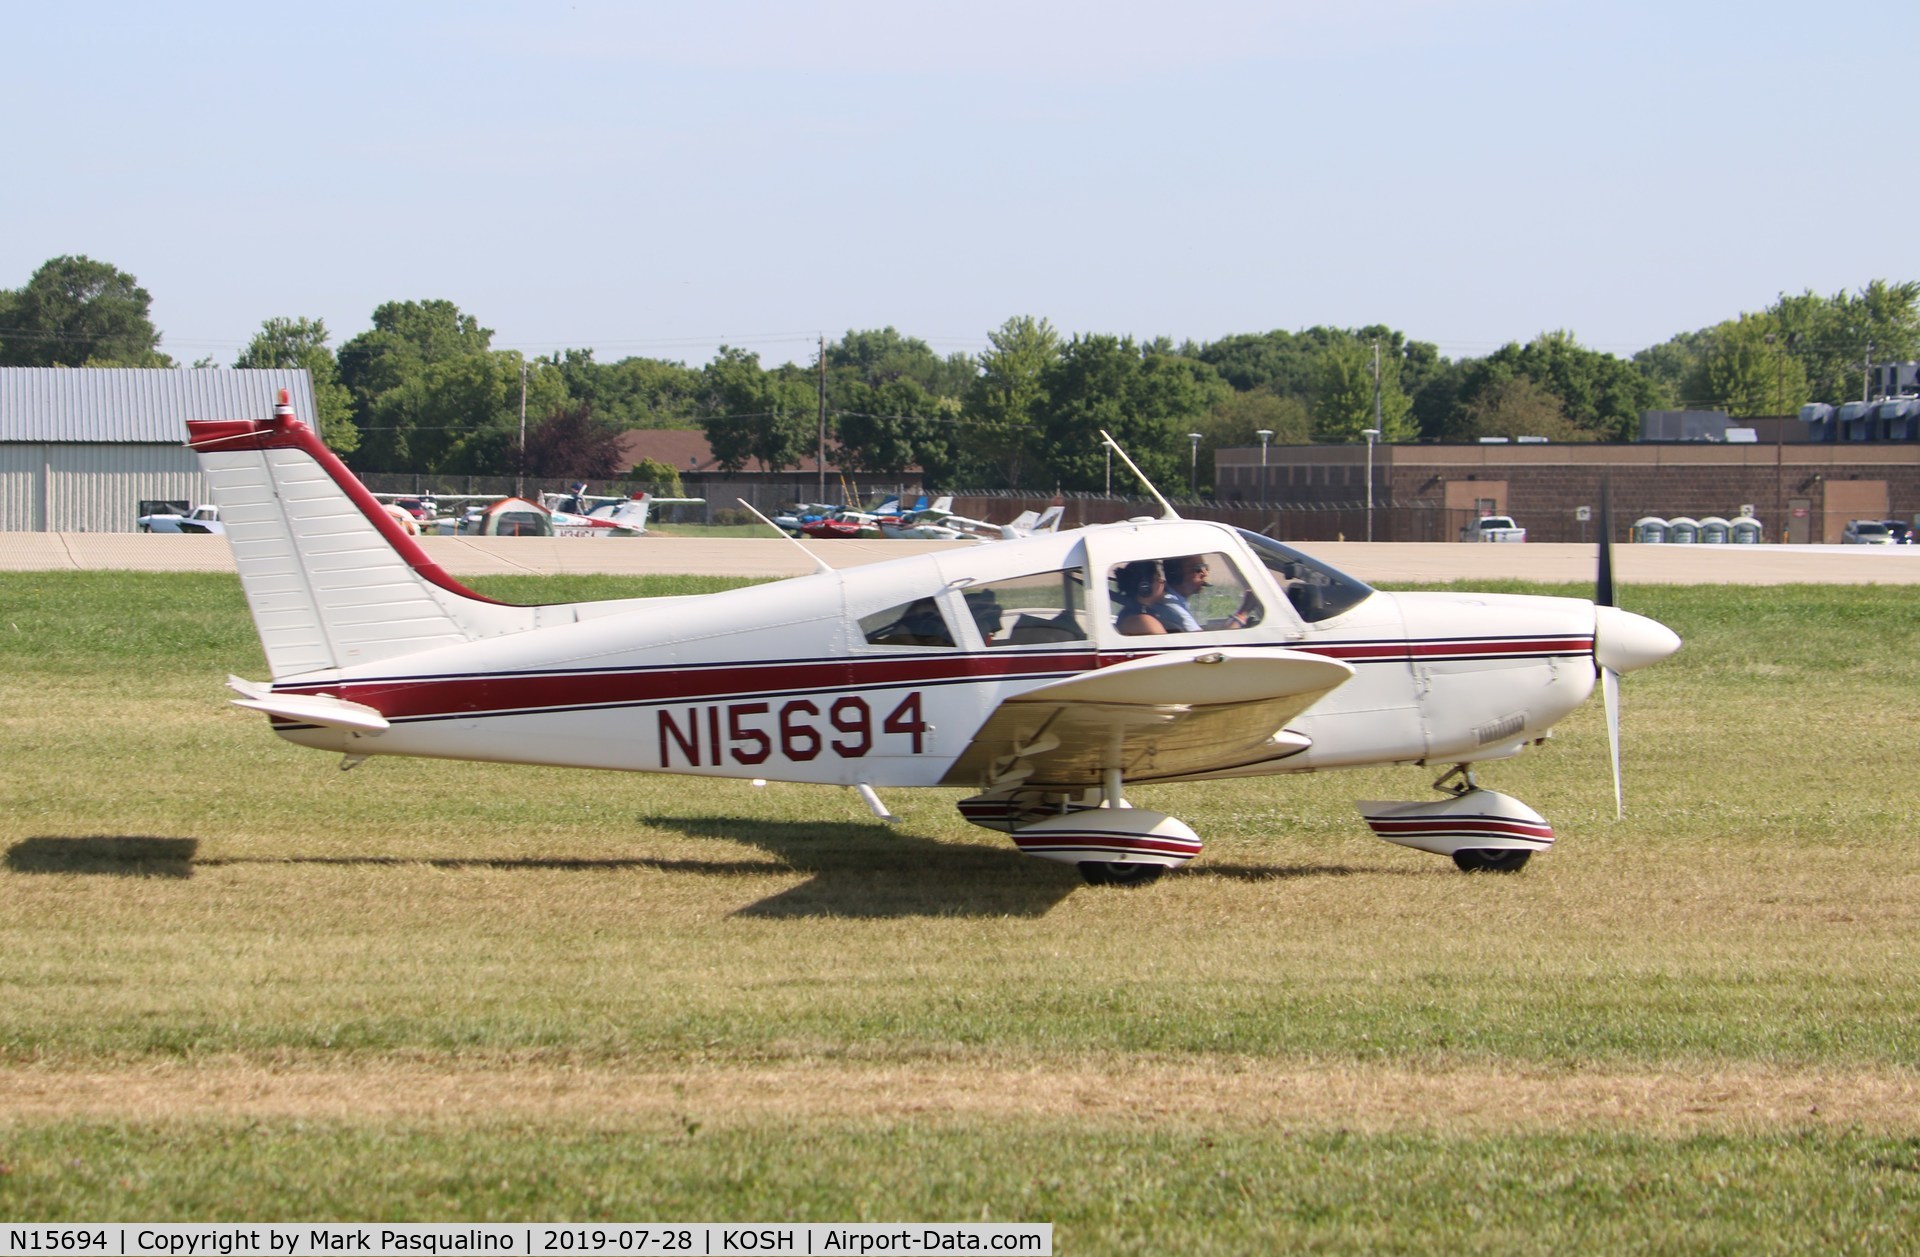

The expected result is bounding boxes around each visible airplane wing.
[940,647,1354,790]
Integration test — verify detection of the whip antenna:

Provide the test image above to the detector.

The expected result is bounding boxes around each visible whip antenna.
[1100,430,1181,520]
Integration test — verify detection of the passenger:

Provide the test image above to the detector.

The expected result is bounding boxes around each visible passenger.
[1114,560,1181,635]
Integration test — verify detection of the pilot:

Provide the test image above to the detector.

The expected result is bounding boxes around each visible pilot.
[1159,556,1211,632]
[1150,554,1259,632]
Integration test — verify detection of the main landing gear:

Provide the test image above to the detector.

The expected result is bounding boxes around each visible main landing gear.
[1358,765,1556,874]
[958,768,1202,887]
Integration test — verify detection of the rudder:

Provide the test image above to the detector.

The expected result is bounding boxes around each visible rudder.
[189,394,536,680]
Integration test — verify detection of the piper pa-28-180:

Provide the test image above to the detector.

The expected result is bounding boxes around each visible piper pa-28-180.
[190,393,1679,885]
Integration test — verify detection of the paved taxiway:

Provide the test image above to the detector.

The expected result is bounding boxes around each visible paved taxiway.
[3,532,1918,584]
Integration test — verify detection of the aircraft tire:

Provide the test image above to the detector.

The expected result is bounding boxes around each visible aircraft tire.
[1451,849,1533,874]
[1077,860,1168,887]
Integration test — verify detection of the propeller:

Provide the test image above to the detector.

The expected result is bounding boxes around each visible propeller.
[1590,477,1683,817]
[1598,480,1622,818]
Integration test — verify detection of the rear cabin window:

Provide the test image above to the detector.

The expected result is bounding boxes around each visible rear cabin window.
[860,598,955,648]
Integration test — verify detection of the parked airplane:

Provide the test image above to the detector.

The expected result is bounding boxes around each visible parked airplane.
[371,490,700,537]
[137,503,226,534]
[191,393,1679,885]
[538,487,707,536]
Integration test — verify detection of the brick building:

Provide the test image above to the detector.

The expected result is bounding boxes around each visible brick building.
[1214,422,1920,544]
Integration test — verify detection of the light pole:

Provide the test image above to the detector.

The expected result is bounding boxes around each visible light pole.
[1188,432,1202,496]
[1256,428,1274,503]
[1361,428,1381,542]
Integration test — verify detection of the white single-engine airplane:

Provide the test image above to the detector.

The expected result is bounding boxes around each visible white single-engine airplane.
[190,393,1679,884]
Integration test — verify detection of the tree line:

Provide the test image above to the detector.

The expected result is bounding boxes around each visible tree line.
[3,254,1916,494]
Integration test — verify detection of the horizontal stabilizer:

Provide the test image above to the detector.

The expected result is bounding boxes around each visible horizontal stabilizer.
[227,675,390,733]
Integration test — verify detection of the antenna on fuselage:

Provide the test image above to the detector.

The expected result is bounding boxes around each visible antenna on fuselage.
[738,498,834,576]
[1099,430,1181,521]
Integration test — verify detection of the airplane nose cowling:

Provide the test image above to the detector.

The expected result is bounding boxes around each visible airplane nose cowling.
[1593,605,1682,674]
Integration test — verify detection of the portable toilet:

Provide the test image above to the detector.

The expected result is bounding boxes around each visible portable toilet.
[1729,516,1764,543]
[1800,402,1835,442]
[1634,516,1669,544]
[1698,516,1732,544]
[1667,516,1700,544]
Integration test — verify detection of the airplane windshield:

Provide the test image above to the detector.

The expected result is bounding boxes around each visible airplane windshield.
[1236,530,1374,623]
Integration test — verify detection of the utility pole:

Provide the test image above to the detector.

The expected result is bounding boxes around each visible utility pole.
[517,359,528,499]
[817,334,828,503]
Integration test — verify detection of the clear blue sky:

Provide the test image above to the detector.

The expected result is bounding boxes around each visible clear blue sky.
[6,1,1912,369]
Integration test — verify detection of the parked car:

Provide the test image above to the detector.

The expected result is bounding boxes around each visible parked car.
[1841,520,1895,545]
[1459,515,1527,542]
[137,504,225,534]
[1881,521,1915,545]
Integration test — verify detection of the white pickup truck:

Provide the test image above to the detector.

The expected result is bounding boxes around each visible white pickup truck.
[1460,515,1526,543]
[137,503,225,534]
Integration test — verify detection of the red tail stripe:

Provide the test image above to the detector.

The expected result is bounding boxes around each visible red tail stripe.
[185,415,507,606]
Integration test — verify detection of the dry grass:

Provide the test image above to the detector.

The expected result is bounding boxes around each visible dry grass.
[4,1057,1916,1136]
[4,574,1920,1240]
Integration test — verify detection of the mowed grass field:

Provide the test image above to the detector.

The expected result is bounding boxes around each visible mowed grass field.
[3,570,1918,1250]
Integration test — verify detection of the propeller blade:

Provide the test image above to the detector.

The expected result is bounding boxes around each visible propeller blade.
[1596,474,1615,608]
[1603,664,1623,819]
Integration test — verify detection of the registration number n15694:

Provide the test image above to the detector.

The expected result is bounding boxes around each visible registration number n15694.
[656,692,925,768]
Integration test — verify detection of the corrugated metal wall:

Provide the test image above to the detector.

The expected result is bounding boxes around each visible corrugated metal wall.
[0,443,207,532]
[0,368,316,531]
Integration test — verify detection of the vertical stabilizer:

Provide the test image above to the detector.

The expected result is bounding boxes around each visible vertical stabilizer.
[188,394,537,680]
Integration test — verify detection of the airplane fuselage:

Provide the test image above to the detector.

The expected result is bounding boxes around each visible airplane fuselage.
[261,521,1598,788]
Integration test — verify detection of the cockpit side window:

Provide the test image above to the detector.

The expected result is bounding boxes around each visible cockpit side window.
[1237,530,1375,623]
[1108,551,1265,635]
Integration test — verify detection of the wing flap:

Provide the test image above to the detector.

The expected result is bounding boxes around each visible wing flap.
[941,648,1352,789]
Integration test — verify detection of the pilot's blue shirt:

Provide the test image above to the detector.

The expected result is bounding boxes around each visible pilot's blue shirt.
[1159,590,1204,632]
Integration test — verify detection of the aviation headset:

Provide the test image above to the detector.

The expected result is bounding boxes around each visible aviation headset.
[1119,559,1164,602]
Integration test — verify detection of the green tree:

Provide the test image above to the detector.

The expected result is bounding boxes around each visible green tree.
[1451,332,1660,441]
[338,301,498,469]
[1632,329,1709,407]
[959,316,1058,488]
[1201,387,1313,449]
[1698,313,1810,416]
[337,301,492,454]
[1773,280,1920,403]
[624,457,684,496]
[234,316,357,455]
[549,348,705,429]
[1195,329,1324,399]
[1037,336,1226,494]
[1311,336,1416,443]
[833,377,957,480]
[363,352,565,475]
[0,255,171,367]
[698,347,814,473]
[1460,375,1595,441]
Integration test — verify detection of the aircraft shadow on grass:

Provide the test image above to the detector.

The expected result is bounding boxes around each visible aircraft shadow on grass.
[646,814,1082,919]
[6,821,1088,919]
[6,830,1405,913]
